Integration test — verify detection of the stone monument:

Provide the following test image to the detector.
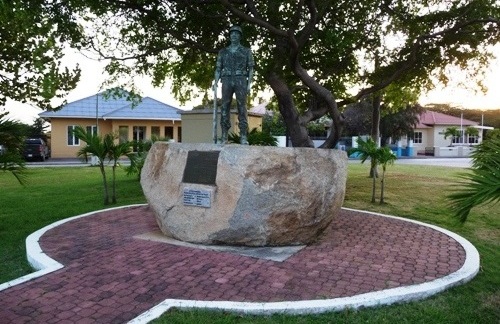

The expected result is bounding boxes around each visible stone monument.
[141,142,348,246]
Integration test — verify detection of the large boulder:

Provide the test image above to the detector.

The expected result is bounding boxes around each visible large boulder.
[141,142,347,246]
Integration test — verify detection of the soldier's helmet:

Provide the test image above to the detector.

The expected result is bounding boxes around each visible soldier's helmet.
[229,25,243,36]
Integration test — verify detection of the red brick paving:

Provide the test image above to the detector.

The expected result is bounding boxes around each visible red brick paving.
[0,206,466,323]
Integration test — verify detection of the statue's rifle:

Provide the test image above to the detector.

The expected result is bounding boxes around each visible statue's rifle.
[212,81,218,144]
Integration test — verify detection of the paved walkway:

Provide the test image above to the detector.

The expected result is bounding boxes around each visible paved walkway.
[0,205,478,323]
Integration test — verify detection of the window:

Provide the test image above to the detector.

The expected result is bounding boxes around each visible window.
[132,126,146,152]
[86,125,98,136]
[67,125,80,146]
[468,134,479,144]
[452,130,465,144]
[164,126,174,140]
[151,126,160,138]
[178,127,182,142]
[119,126,129,144]
[133,126,146,142]
[413,131,422,144]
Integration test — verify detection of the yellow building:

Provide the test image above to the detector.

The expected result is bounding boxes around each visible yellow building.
[180,109,263,143]
[40,91,182,158]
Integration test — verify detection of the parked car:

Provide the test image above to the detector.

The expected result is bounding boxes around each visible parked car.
[23,138,50,161]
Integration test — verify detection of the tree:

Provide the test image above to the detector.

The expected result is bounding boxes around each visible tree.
[0,112,27,184]
[262,113,287,137]
[73,126,111,205]
[61,0,499,148]
[106,136,132,204]
[448,137,500,222]
[380,105,425,145]
[444,126,460,146]
[344,102,424,145]
[27,118,50,139]
[378,147,397,204]
[465,126,479,144]
[125,135,168,180]
[0,1,81,110]
[349,137,379,203]
[342,101,373,137]
[485,129,500,140]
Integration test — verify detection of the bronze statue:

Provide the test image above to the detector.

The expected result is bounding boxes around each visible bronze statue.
[213,25,254,144]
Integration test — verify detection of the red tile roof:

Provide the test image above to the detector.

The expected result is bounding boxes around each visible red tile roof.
[416,110,478,128]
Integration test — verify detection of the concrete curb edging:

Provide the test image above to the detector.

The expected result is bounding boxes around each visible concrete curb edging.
[0,205,480,323]
[129,207,480,323]
[0,204,147,292]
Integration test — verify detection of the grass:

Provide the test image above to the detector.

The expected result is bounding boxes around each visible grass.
[0,166,146,283]
[0,164,498,323]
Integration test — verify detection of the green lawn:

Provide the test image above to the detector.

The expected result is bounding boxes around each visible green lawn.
[0,164,498,323]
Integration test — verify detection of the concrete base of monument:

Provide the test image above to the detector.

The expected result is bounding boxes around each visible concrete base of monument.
[141,142,348,247]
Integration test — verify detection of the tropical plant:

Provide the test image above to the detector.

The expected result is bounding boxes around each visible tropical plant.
[444,127,460,146]
[0,112,27,184]
[485,128,500,140]
[378,146,397,204]
[73,126,112,204]
[448,137,500,222]
[228,128,278,146]
[349,137,379,203]
[262,113,286,136]
[465,126,479,144]
[125,135,169,180]
[106,137,132,203]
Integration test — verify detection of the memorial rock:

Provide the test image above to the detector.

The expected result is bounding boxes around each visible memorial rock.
[141,142,347,246]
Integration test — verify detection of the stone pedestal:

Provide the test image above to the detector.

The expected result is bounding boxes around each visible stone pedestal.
[141,142,347,246]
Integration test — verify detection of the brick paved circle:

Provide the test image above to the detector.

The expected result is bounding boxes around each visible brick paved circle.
[0,205,477,323]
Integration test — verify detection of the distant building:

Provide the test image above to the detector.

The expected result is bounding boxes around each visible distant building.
[404,110,492,157]
[39,91,182,158]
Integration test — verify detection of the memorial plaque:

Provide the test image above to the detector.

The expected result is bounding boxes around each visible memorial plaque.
[182,150,220,185]
[183,188,211,208]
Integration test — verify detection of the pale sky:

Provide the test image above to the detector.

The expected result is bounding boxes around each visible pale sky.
[3,45,500,125]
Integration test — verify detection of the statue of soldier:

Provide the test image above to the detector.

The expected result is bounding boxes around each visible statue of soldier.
[213,25,254,144]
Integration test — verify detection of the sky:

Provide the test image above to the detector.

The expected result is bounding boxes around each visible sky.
[3,45,500,125]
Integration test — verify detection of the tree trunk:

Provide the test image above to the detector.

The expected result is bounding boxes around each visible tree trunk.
[111,165,117,204]
[371,165,377,203]
[288,43,344,149]
[266,71,314,147]
[370,95,381,178]
[380,168,386,204]
[99,164,109,205]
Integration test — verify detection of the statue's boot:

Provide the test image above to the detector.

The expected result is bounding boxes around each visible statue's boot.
[240,130,249,145]
[221,129,229,144]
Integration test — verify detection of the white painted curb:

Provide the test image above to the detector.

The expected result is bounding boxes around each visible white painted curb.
[0,204,147,292]
[0,205,480,323]
[129,208,480,323]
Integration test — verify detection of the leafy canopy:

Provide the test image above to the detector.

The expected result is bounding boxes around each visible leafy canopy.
[0,0,82,110]
[41,1,500,147]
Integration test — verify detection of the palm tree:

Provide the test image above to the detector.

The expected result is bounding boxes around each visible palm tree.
[448,137,500,222]
[106,134,132,203]
[0,113,28,185]
[73,126,111,205]
[377,146,397,204]
[349,137,379,203]
[465,126,479,144]
[443,126,460,146]
[125,135,166,180]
